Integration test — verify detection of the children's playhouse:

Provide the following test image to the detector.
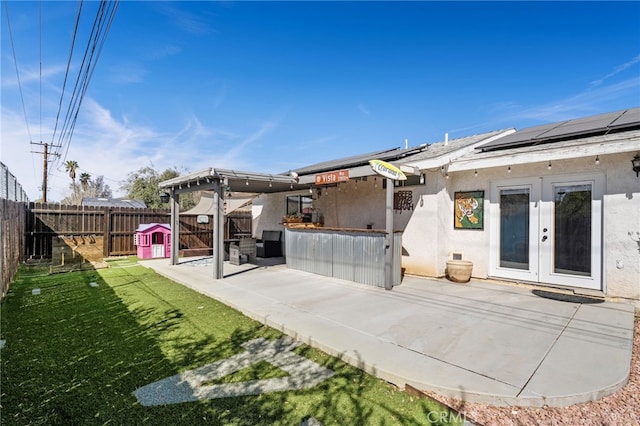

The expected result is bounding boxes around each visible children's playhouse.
[134,223,171,259]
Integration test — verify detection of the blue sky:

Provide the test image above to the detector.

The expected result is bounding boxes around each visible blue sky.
[2,1,639,202]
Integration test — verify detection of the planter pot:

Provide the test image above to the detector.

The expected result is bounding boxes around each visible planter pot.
[446,260,473,283]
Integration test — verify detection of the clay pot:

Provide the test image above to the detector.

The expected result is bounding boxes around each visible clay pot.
[446,260,473,283]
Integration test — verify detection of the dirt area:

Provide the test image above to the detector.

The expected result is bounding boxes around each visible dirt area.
[50,235,108,272]
[422,318,640,426]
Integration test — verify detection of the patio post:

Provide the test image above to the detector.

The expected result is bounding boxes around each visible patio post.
[384,177,394,290]
[170,189,180,265]
[212,179,224,279]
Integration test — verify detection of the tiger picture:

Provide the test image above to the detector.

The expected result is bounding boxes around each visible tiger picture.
[454,192,483,229]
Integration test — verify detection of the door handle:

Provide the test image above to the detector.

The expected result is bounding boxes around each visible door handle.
[542,235,548,242]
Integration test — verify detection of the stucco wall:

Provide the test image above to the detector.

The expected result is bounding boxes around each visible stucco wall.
[601,152,640,301]
[402,154,639,303]
[252,154,639,303]
[251,193,288,238]
[401,172,446,276]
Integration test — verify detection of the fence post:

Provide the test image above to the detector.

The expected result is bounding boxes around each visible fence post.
[103,207,112,257]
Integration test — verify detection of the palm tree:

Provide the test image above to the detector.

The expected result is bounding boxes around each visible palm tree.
[65,160,79,185]
[79,172,91,191]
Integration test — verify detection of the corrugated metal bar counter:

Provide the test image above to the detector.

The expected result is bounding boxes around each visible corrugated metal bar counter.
[285,227,402,287]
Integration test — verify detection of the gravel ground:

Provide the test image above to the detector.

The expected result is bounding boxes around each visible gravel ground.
[423,317,640,426]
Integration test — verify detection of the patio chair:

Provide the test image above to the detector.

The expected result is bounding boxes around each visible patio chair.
[256,230,282,258]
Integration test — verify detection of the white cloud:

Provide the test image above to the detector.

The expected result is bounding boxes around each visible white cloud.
[590,54,640,88]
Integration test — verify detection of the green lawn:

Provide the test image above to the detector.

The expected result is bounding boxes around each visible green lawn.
[0,258,462,425]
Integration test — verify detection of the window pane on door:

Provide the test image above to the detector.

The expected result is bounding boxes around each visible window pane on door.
[554,184,591,276]
[500,188,530,269]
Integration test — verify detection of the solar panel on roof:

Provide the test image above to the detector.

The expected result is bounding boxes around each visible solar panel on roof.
[609,107,640,129]
[478,122,563,150]
[541,112,620,138]
[478,107,640,152]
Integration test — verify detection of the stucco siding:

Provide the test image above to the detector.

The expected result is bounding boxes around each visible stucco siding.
[602,153,640,300]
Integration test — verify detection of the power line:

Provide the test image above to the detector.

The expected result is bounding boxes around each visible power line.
[50,0,120,169]
[49,0,83,159]
[3,0,34,143]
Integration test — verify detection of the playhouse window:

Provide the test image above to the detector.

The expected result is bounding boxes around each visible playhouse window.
[152,232,164,245]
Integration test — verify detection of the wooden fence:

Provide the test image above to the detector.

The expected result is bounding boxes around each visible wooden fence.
[1,199,27,299]
[26,203,252,259]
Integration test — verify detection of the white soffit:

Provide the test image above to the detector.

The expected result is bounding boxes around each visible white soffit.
[448,130,640,172]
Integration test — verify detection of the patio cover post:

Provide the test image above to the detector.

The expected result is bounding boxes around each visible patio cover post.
[384,177,393,290]
[170,190,180,265]
[212,179,224,279]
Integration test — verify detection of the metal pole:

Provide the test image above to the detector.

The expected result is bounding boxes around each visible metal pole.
[384,177,394,290]
[170,190,180,265]
[212,179,224,279]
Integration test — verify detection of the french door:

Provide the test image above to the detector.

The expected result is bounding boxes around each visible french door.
[489,173,603,290]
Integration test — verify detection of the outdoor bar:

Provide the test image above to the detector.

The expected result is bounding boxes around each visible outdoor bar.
[285,227,403,288]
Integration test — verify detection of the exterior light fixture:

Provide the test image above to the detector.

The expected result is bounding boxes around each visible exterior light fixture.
[159,192,170,203]
[245,179,249,186]
[309,187,313,194]
[595,155,600,165]
[507,165,511,174]
[547,161,552,170]
[269,180,272,187]
[632,154,640,177]
[474,169,478,177]
[419,173,425,184]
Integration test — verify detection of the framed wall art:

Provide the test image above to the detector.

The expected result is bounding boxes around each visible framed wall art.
[454,190,484,230]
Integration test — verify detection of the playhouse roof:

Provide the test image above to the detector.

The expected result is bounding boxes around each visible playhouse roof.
[135,223,171,233]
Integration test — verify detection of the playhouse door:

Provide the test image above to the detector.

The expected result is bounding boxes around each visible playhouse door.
[151,232,165,258]
[489,173,602,290]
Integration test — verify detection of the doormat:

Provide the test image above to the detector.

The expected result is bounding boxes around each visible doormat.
[532,289,604,304]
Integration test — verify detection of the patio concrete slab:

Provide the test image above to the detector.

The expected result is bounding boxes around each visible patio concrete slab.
[140,257,635,407]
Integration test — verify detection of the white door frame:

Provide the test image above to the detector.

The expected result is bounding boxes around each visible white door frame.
[489,173,603,290]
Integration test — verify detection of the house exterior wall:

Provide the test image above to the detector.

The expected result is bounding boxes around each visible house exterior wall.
[252,153,639,305]
[600,152,640,301]
[252,193,288,238]
[401,153,640,304]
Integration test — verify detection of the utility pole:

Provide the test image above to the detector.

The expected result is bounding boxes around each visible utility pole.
[30,141,59,203]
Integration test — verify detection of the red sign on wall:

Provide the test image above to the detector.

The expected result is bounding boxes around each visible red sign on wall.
[315,170,350,185]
